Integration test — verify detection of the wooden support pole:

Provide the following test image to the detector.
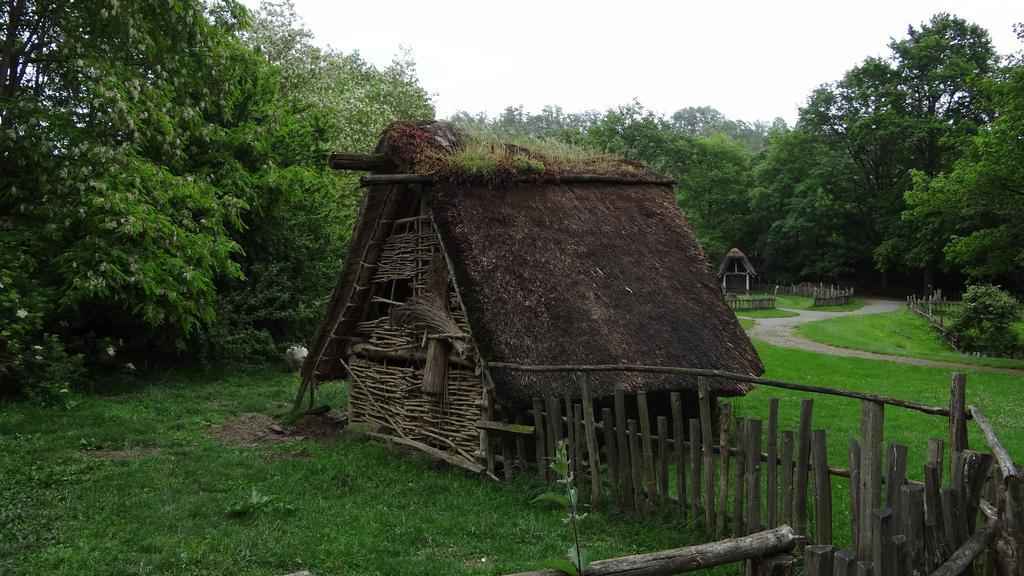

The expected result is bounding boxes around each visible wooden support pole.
[811,429,832,545]
[328,152,399,172]
[794,399,814,537]
[767,398,779,528]
[615,389,634,513]
[671,392,686,520]
[858,400,884,559]
[638,392,658,508]
[856,561,874,576]
[698,378,715,530]
[581,375,602,508]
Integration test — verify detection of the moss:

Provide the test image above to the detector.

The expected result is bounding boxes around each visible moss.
[512,154,545,174]
[447,152,500,178]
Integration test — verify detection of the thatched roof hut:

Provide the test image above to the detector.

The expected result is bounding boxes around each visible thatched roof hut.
[298,121,762,472]
[717,248,757,293]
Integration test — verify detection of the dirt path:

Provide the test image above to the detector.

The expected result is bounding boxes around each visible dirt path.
[744,298,1024,375]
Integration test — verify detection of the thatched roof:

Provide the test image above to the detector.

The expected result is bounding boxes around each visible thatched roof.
[305,122,763,403]
[717,248,757,277]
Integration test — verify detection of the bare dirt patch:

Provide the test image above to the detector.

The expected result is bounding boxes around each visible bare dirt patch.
[93,447,162,461]
[207,412,347,448]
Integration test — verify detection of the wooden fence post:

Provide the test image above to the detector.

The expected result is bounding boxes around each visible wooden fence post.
[767,398,779,527]
[717,402,732,534]
[849,438,861,550]
[671,392,686,520]
[638,392,657,507]
[601,407,619,508]
[747,419,764,535]
[615,389,633,513]
[698,378,715,531]
[804,544,834,576]
[859,400,884,560]
[580,374,602,508]
[531,398,547,482]
[949,373,967,465]
[780,430,794,528]
[794,399,814,536]
[811,429,832,545]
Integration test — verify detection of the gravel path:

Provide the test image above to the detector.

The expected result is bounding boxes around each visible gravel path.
[744,298,1024,375]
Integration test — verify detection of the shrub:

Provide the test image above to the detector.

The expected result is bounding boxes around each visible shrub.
[948,285,1022,356]
[0,242,83,401]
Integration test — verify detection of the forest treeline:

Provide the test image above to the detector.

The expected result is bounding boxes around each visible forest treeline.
[1,2,1021,397]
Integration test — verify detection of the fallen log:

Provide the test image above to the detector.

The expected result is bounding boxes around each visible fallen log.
[503,525,799,576]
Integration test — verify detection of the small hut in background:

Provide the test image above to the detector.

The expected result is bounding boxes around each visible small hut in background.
[717,248,757,293]
[296,121,763,474]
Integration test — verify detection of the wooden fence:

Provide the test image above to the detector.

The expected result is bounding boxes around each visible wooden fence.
[752,281,853,301]
[482,364,1022,575]
[726,294,776,311]
[812,286,853,307]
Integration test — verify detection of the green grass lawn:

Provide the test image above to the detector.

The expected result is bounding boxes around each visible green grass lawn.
[772,294,869,312]
[3,341,1022,574]
[0,368,725,576]
[737,318,755,330]
[795,309,1024,370]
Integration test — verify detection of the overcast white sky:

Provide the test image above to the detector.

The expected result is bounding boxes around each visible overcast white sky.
[251,0,1022,125]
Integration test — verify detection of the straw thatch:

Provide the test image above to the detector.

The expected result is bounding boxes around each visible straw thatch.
[717,248,757,277]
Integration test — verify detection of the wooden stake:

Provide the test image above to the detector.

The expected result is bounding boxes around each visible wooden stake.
[780,430,794,528]
[671,392,686,520]
[615,389,634,513]
[689,418,702,518]
[948,373,968,465]
[638,392,658,508]
[657,416,669,507]
[698,378,716,529]
[581,375,602,508]
[747,419,763,535]
[795,399,814,537]
[767,397,779,528]
[811,429,832,545]
[858,400,884,560]
[717,402,732,534]
[532,398,547,482]
[602,407,620,508]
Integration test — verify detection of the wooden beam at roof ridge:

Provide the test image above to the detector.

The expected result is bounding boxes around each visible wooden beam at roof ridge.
[329,152,400,172]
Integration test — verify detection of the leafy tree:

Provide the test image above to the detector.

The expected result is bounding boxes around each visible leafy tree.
[948,285,1022,355]
[755,13,998,288]
[905,24,1024,283]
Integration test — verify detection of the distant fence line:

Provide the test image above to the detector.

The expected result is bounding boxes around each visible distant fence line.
[750,281,854,307]
[725,294,776,311]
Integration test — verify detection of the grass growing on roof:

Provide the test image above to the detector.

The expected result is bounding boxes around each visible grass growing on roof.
[796,309,1024,369]
[425,123,659,183]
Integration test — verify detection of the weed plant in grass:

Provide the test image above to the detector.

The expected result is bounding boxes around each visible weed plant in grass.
[796,309,1024,369]
[0,366,729,576]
